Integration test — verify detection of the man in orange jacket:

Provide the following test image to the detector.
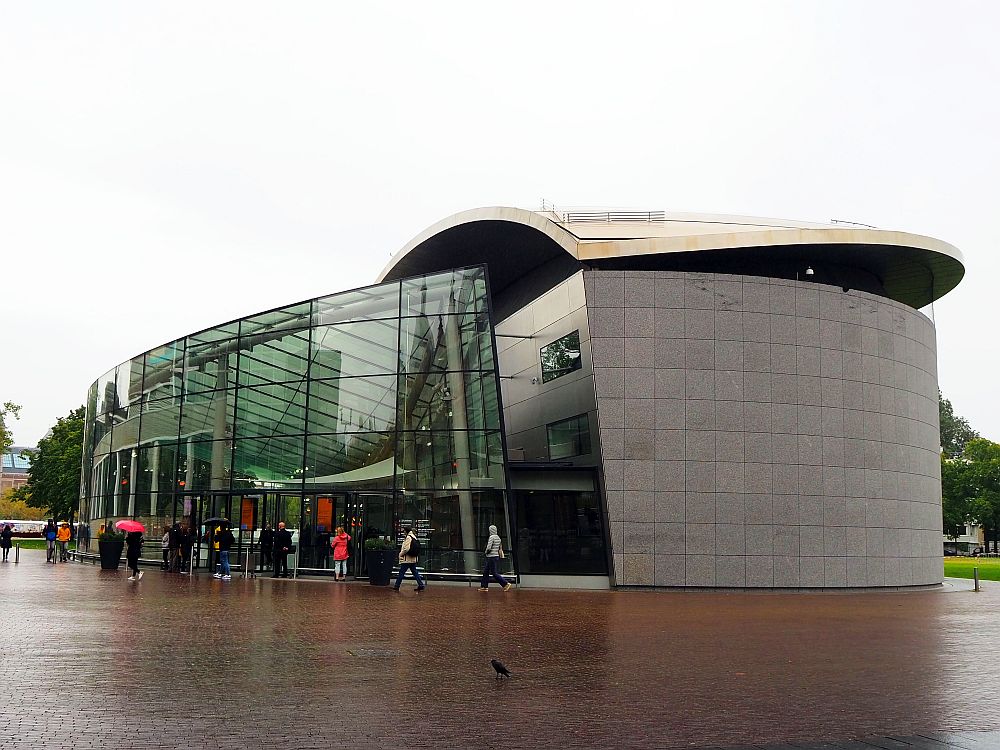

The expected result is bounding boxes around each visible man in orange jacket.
[56,522,72,563]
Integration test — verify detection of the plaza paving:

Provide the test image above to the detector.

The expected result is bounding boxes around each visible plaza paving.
[2,550,1000,749]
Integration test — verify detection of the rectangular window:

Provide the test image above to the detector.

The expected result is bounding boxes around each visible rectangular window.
[547,414,591,460]
[540,330,582,383]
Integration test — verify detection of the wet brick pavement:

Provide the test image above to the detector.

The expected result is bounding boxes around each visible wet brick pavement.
[2,550,999,749]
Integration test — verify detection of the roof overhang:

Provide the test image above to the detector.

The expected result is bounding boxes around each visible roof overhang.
[378,207,965,309]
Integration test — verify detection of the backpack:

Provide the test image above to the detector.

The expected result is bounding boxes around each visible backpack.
[407,535,421,557]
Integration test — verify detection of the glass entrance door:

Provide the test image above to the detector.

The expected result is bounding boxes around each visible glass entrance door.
[298,493,346,571]
[351,492,393,577]
[258,492,302,573]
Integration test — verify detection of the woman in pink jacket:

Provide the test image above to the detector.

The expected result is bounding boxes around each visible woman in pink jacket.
[330,526,351,581]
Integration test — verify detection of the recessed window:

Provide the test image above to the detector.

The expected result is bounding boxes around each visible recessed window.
[540,330,582,383]
[547,414,591,460]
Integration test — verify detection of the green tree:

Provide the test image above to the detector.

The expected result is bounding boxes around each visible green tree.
[940,390,979,459]
[958,438,1000,552]
[12,406,85,522]
[941,455,971,541]
[0,402,21,455]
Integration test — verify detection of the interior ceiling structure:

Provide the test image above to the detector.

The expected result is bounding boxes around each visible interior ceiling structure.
[378,207,965,310]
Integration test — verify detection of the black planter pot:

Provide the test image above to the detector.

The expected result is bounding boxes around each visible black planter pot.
[365,549,395,586]
[98,539,124,570]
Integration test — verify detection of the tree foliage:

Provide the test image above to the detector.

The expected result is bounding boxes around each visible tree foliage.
[12,406,85,522]
[0,489,46,521]
[941,455,971,540]
[0,402,21,456]
[941,438,1000,551]
[940,390,979,459]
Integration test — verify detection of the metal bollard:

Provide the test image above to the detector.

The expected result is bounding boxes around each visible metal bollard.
[14,543,19,564]
[974,567,980,592]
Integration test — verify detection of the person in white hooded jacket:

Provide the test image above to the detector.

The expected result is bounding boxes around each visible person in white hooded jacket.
[479,524,512,592]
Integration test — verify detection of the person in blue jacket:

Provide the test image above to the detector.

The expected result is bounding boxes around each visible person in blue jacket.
[43,520,57,564]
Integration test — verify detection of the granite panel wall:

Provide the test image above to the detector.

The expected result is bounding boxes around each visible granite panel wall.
[586,269,942,588]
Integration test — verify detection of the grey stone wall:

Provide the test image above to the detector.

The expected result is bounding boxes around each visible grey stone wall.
[586,270,942,588]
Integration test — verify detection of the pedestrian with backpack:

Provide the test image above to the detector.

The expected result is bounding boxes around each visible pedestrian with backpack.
[392,526,425,592]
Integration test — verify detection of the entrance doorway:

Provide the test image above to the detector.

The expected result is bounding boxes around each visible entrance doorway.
[295,491,393,577]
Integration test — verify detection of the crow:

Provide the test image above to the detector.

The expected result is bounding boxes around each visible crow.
[491,659,511,679]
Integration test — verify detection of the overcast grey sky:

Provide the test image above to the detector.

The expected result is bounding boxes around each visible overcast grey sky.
[1,1,997,447]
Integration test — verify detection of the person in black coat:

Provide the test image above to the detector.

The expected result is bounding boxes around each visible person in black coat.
[125,531,143,581]
[179,524,193,574]
[259,524,274,570]
[272,522,293,578]
[168,523,182,572]
[1,524,13,562]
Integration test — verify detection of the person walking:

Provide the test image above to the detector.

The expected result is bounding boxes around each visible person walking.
[214,523,235,581]
[479,524,512,592]
[1,524,12,562]
[160,526,171,570]
[392,526,425,592]
[43,520,57,564]
[330,526,351,582]
[56,522,72,562]
[78,523,90,553]
[259,523,274,571]
[272,521,293,578]
[125,530,143,581]
[179,524,193,574]
[168,523,182,572]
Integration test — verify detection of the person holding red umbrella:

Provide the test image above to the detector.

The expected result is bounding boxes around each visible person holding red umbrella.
[125,531,143,580]
[116,520,146,581]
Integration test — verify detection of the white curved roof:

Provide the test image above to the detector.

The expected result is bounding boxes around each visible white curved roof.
[378,207,965,308]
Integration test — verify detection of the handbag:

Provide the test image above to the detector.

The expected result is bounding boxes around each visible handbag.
[499,544,505,559]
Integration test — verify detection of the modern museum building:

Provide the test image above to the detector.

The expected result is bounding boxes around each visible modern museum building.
[77,206,964,588]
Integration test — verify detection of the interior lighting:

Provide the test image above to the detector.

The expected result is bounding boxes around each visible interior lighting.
[805,266,815,276]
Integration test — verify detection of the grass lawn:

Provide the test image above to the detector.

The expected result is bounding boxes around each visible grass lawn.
[944,556,1000,581]
[9,539,77,551]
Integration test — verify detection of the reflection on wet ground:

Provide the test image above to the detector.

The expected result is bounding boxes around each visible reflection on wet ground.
[2,550,998,749]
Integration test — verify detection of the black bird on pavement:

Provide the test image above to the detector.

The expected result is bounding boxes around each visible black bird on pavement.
[491,659,511,679]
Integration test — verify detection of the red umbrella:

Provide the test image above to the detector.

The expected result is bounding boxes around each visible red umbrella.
[114,520,145,533]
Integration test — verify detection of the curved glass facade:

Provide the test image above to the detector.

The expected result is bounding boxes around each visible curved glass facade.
[78,266,511,578]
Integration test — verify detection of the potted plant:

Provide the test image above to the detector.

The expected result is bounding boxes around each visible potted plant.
[97,527,126,570]
[364,536,396,586]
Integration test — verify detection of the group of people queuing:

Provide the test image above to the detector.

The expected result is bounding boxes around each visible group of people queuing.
[157,523,196,575]
[99,516,515,593]
[258,522,295,578]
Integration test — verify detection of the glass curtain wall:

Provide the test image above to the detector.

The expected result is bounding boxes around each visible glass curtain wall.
[77,266,510,577]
